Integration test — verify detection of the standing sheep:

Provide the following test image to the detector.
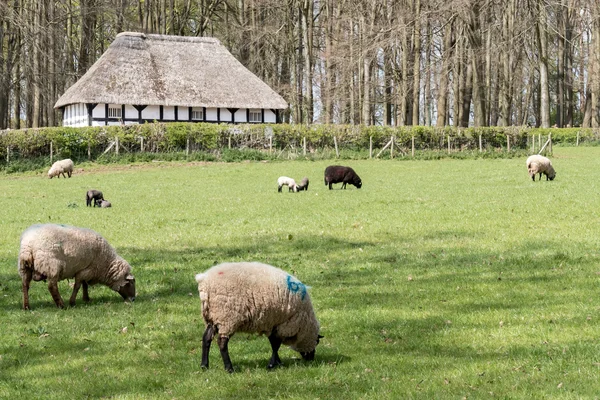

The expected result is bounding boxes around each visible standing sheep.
[48,159,74,179]
[277,176,298,192]
[297,177,310,191]
[18,224,136,310]
[86,190,104,207]
[195,262,322,373]
[526,155,556,181]
[324,165,362,190]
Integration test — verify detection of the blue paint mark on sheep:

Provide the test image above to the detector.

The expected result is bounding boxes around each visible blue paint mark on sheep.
[286,275,307,301]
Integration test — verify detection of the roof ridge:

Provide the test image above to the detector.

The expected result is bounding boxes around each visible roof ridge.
[116,31,220,45]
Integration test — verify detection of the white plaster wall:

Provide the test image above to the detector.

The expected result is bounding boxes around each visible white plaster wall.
[179,107,189,121]
[220,108,231,122]
[142,105,160,120]
[235,109,247,123]
[125,105,137,119]
[264,109,276,123]
[163,106,175,120]
[93,104,105,119]
[205,108,218,122]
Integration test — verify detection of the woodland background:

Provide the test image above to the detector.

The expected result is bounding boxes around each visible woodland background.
[1,0,600,130]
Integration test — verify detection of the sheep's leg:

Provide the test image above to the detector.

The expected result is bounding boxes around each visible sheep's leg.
[47,280,64,308]
[200,323,215,369]
[217,335,234,373]
[267,330,283,369]
[328,182,333,190]
[82,281,90,302]
[69,278,83,306]
[22,269,33,310]
[342,182,347,189]
[278,185,282,193]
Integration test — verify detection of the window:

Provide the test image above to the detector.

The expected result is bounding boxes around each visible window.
[249,110,262,123]
[191,108,204,120]
[108,106,122,119]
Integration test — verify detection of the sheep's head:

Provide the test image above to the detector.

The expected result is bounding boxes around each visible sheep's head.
[353,177,362,189]
[299,334,323,361]
[547,166,556,180]
[117,274,136,302]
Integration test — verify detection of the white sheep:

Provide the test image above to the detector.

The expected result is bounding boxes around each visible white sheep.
[18,224,136,310]
[100,200,112,208]
[195,262,322,372]
[277,176,298,192]
[48,158,74,179]
[526,155,556,181]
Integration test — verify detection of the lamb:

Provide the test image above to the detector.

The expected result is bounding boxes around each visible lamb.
[297,177,310,191]
[18,224,136,310]
[195,262,322,373]
[277,176,298,192]
[47,158,74,179]
[324,165,362,190]
[86,190,104,207]
[526,155,556,181]
[100,200,112,208]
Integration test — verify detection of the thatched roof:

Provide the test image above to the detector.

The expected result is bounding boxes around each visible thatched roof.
[54,32,288,110]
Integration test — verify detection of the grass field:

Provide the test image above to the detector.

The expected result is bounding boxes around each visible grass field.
[1,147,599,399]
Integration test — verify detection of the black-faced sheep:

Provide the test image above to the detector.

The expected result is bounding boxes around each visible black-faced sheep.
[297,177,310,191]
[324,165,362,190]
[277,176,298,192]
[18,224,136,309]
[86,190,104,207]
[48,159,74,179]
[526,155,556,181]
[195,262,322,373]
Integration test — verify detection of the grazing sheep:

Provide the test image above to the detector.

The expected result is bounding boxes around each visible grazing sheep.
[18,224,136,310]
[297,177,310,191]
[195,262,322,373]
[86,190,104,207]
[277,176,298,192]
[48,159,74,179]
[100,200,112,208]
[324,165,362,190]
[526,155,556,181]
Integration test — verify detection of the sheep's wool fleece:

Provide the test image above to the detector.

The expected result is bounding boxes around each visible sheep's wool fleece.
[48,159,73,177]
[19,224,130,288]
[196,262,320,352]
[526,155,554,175]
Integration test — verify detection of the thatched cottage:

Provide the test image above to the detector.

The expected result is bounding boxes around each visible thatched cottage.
[54,32,288,127]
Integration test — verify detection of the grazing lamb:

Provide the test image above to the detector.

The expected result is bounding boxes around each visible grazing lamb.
[86,190,104,207]
[324,165,362,190]
[195,262,322,373]
[526,155,556,181]
[297,177,310,191]
[18,224,136,310]
[100,200,112,208]
[277,176,298,192]
[48,159,74,179]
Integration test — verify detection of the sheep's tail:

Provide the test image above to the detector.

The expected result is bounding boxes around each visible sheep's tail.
[195,273,206,283]
[18,248,34,273]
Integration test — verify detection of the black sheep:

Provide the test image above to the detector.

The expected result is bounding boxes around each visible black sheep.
[297,177,310,191]
[324,166,362,190]
[86,190,104,207]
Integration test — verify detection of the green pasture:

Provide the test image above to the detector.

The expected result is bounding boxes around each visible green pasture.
[1,147,599,398]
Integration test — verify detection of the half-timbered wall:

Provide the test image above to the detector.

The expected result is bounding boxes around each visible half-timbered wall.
[64,103,280,127]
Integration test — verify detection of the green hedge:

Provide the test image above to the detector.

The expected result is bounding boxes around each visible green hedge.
[1,123,599,164]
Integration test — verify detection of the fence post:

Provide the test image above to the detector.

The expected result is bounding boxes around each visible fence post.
[269,136,272,154]
[531,134,535,153]
[6,146,9,163]
[412,136,415,157]
[115,136,119,155]
[333,136,339,158]
[50,141,53,164]
[303,137,306,156]
[88,141,91,160]
[369,136,373,159]
[538,134,541,151]
[577,131,580,146]
[140,136,144,152]
[447,135,451,154]
[186,136,190,156]
[479,134,482,152]
[507,135,511,152]
[228,135,231,149]
[548,133,552,154]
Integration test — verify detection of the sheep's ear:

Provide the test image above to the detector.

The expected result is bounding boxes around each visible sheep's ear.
[126,274,135,281]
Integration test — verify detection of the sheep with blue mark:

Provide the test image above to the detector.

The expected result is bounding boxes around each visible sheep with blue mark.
[195,262,322,373]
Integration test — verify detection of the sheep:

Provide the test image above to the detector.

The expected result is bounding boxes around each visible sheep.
[100,200,112,208]
[277,176,298,192]
[18,224,136,310]
[195,262,322,373]
[48,159,74,179]
[526,155,556,181]
[297,177,310,191]
[86,190,104,207]
[324,165,362,190]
